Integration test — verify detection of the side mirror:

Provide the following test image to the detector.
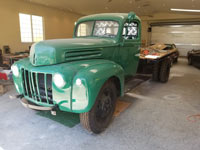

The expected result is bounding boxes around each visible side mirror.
[128,12,136,22]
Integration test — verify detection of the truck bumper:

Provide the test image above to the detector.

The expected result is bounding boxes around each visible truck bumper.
[20,98,53,111]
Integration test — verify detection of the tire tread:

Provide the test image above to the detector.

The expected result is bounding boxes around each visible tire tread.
[80,79,117,134]
[80,112,92,132]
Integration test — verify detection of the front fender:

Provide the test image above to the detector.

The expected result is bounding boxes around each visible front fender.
[71,60,124,113]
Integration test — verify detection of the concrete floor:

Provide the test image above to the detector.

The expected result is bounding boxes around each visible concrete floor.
[0,58,200,150]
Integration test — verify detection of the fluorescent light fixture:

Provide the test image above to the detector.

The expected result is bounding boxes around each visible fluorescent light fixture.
[170,25,183,28]
[171,8,200,12]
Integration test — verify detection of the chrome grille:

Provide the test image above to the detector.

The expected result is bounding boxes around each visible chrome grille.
[21,69,53,105]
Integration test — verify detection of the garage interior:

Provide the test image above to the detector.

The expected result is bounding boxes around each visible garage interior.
[0,0,200,150]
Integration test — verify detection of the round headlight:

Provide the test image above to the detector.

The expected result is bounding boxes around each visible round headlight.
[11,65,19,77]
[53,73,66,88]
[76,78,82,86]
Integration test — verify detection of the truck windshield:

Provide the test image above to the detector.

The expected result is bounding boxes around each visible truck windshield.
[76,21,119,38]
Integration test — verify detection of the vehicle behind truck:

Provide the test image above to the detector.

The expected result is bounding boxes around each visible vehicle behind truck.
[12,12,141,133]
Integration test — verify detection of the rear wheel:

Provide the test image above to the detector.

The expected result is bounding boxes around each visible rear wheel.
[159,58,171,83]
[169,58,173,67]
[152,62,160,81]
[188,57,192,65]
[80,80,117,134]
[174,57,178,63]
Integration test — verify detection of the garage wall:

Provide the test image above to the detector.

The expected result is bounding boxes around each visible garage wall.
[0,0,82,53]
[140,12,200,47]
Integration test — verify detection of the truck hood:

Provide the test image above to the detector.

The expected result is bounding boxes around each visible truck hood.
[30,38,118,66]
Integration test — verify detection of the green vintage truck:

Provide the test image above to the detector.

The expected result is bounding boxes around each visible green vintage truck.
[12,12,141,133]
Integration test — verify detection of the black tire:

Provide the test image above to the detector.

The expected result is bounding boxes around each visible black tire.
[174,57,178,63]
[80,79,117,134]
[170,58,173,67]
[152,62,160,81]
[159,59,171,83]
[188,57,192,65]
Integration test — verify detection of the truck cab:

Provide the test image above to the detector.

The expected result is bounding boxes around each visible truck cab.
[12,12,141,133]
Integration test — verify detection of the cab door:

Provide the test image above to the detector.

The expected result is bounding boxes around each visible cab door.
[119,21,141,76]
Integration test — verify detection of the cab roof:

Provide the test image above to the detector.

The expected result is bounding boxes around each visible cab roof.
[77,13,140,23]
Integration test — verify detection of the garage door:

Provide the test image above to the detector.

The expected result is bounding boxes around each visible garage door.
[151,25,200,56]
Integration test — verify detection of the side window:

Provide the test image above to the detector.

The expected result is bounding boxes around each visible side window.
[123,22,138,40]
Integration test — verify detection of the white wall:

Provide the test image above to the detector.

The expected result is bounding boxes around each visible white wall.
[140,12,200,47]
[0,0,82,53]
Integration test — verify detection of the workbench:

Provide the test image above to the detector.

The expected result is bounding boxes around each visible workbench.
[3,53,29,68]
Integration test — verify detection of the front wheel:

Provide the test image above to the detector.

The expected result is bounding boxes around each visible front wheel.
[80,80,117,134]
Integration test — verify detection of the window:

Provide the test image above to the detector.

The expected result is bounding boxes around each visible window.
[19,13,44,43]
[76,20,119,38]
[32,15,44,42]
[19,14,32,42]
[123,22,138,40]
[77,21,94,37]
[93,21,119,37]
